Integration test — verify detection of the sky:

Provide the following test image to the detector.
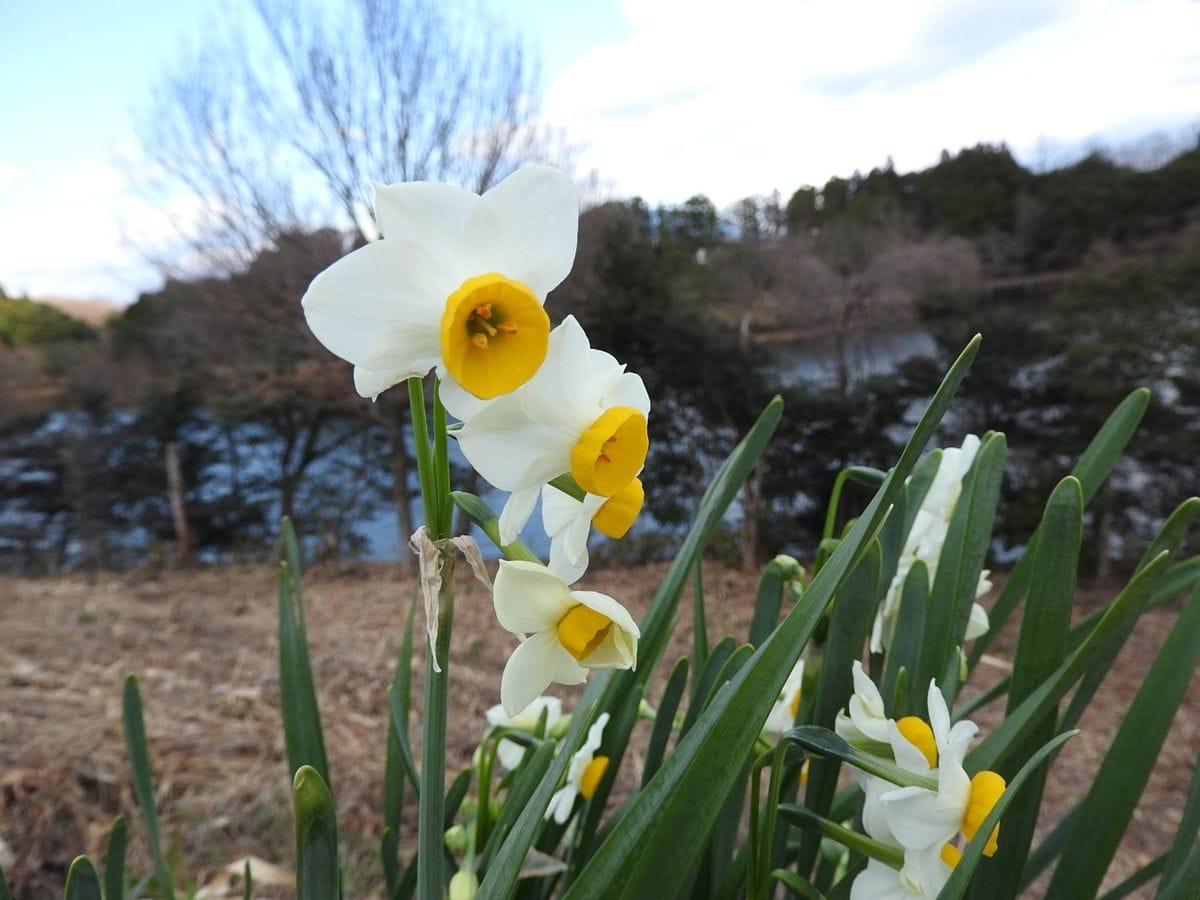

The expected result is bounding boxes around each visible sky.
[1,0,1198,305]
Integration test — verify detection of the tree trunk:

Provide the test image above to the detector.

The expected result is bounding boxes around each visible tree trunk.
[165,441,194,565]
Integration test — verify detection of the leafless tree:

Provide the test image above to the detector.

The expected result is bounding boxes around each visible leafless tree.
[128,0,565,564]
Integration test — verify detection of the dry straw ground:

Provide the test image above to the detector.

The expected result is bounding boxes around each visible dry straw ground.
[1,561,1196,898]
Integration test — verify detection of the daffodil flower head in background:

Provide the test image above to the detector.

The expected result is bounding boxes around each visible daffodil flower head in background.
[871,434,992,653]
[764,658,805,735]
[851,844,954,900]
[546,712,611,825]
[301,165,579,401]
[453,316,650,545]
[881,681,1006,858]
[485,695,566,771]
[540,477,645,584]
[492,560,640,717]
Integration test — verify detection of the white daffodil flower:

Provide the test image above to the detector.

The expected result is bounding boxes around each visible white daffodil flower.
[850,845,953,899]
[493,560,639,717]
[454,316,651,544]
[834,661,895,747]
[764,658,806,735]
[302,165,578,402]
[485,696,565,771]
[871,435,992,652]
[546,712,611,825]
[881,682,1006,856]
[540,477,645,584]
[834,661,935,845]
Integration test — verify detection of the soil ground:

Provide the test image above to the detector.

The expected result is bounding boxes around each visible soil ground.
[0,561,1196,898]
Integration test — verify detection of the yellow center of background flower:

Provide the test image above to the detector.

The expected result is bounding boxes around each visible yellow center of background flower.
[593,477,645,538]
[896,716,939,768]
[440,272,549,399]
[940,844,962,868]
[579,755,609,799]
[963,769,1006,856]
[570,406,649,496]
[557,604,613,661]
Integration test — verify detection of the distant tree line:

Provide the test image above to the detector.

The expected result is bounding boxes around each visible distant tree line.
[3,138,1199,574]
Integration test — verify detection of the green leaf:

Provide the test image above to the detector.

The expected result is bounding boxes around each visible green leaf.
[1156,842,1200,900]
[921,431,1006,702]
[693,563,709,676]
[935,730,1079,899]
[771,869,830,899]
[642,658,690,787]
[1095,852,1166,900]
[967,551,1169,773]
[561,336,981,900]
[1161,740,1200,889]
[478,739,554,868]
[383,598,418,896]
[1060,497,1200,734]
[102,816,127,900]
[798,542,881,876]
[748,556,804,648]
[64,856,103,900]
[0,857,9,900]
[969,387,1149,667]
[293,765,340,900]
[277,554,330,787]
[681,637,737,739]
[975,476,1082,900]
[882,560,928,716]
[122,676,175,900]
[1047,580,1200,899]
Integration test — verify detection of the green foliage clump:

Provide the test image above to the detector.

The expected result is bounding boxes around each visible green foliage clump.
[0,293,95,346]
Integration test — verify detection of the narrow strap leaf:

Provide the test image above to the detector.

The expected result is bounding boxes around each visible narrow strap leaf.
[63,856,102,900]
[293,765,340,900]
[122,676,175,900]
[102,815,127,900]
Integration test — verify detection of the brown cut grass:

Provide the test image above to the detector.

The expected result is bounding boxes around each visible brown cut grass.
[0,562,1195,898]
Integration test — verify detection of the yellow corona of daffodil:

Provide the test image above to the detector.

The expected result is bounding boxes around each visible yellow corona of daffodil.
[302,165,578,401]
[453,316,650,545]
[540,477,644,584]
[493,560,639,717]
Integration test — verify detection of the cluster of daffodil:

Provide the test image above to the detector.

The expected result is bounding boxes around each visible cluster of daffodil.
[302,165,648,894]
[303,164,646,716]
[831,663,1005,899]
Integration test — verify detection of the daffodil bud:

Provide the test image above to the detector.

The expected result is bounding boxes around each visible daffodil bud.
[449,869,479,900]
[444,824,468,853]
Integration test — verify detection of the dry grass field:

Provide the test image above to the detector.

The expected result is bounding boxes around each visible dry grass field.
[0,561,1196,898]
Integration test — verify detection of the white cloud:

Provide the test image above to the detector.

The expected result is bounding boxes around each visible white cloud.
[0,161,17,191]
[544,0,1200,206]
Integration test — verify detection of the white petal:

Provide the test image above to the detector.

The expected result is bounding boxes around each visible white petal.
[495,738,528,772]
[301,239,452,367]
[493,560,572,634]
[541,487,586,539]
[353,365,411,401]
[438,373,490,423]
[500,630,561,717]
[465,165,579,296]
[965,602,990,641]
[552,650,590,686]
[499,483,544,546]
[881,785,961,850]
[374,180,477,267]
[926,682,951,747]
[572,590,641,640]
[546,783,578,824]
[851,859,910,900]
[548,532,590,586]
[457,405,573,491]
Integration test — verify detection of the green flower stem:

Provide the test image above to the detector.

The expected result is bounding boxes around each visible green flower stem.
[782,725,938,792]
[549,473,587,501]
[418,545,456,897]
[410,377,456,898]
[450,491,542,563]
[777,803,905,869]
